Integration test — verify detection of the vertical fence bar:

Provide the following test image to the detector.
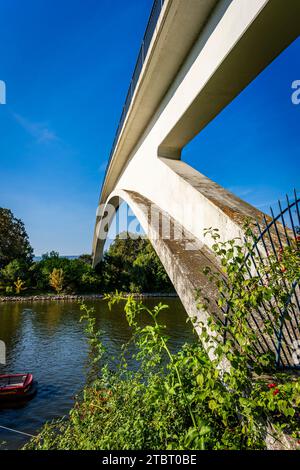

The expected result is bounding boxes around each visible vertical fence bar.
[226,192,300,369]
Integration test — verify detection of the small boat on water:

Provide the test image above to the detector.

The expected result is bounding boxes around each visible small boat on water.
[0,374,37,402]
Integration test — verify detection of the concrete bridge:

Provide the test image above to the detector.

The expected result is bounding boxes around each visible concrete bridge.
[92,0,300,339]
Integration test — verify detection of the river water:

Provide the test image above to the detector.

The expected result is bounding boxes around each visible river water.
[0,298,195,449]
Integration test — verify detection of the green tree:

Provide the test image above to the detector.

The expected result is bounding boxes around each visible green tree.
[80,265,101,292]
[0,259,28,293]
[78,254,92,265]
[1,259,23,282]
[0,208,33,269]
[31,253,102,294]
[29,252,65,292]
[99,233,174,293]
[49,268,64,294]
[133,242,173,292]
[14,277,26,294]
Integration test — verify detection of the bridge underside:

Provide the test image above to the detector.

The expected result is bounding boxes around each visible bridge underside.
[93,0,300,362]
[96,187,221,352]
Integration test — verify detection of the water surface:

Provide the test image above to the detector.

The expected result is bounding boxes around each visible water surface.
[0,298,195,449]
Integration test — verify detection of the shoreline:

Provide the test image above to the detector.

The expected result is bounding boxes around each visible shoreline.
[0,293,178,303]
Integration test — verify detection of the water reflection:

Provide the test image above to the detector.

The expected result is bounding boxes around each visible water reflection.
[0,298,195,449]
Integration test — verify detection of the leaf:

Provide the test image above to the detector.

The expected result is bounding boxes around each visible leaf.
[208,400,218,411]
[196,374,204,388]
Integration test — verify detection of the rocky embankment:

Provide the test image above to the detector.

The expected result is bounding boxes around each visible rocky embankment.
[0,293,178,302]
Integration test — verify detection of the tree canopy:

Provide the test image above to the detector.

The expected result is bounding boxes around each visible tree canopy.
[98,233,174,293]
[0,208,33,269]
[0,223,174,295]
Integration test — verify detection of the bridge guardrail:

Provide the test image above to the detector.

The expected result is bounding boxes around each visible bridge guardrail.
[102,0,165,192]
[220,190,300,369]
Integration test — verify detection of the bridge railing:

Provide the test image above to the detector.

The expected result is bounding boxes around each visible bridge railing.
[220,190,300,369]
[102,0,165,189]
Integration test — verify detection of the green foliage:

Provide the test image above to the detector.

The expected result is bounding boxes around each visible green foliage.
[0,259,28,294]
[0,208,33,269]
[78,254,92,265]
[14,277,26,294]
[28,253,102,294]
[98,233,174,293]
[49,268,64,294]
[5,286,13,295]
[0,227,174,295]
[198,227,300,372]
[0,259,24,285]
[25,232,300,450]
[133,242,173,293]
[1,259,23,281]
[79,303,106,382]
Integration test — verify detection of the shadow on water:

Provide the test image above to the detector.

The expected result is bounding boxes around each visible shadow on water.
[0,298,196,449]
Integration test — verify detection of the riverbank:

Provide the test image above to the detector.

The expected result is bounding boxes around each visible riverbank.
[0,296,190,450]
[0,293,178,303]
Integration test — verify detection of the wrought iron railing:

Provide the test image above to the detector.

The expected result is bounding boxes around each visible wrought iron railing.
[102,0,165,188]
[221,190,300,369]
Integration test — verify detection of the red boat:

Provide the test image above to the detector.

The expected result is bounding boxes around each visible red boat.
[0,374,36,402]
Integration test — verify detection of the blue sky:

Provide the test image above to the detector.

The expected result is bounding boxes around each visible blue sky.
[183,36,300,213]
[0,1,299,255]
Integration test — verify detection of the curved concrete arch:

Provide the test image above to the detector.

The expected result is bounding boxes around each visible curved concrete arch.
[93,0,299,265]
[94,153,267,264]
[94,188,222,356]
[100,0,300,203]
[94,194,123,266]
[92,0,300,365]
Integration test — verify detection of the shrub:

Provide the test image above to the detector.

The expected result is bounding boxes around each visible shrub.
[25,232,300,450]
[14,277,26,295]
[49,268,64,294]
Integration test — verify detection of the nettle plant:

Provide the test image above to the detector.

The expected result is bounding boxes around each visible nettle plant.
[26,230,300,451]
[200,226,300,367]
[195,227,300,445]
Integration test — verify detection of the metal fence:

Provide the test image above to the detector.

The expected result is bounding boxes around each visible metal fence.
[103,0,165,187]
[221,190,300,369]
